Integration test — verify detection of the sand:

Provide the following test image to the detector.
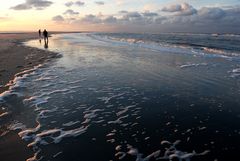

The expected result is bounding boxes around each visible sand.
[0,33,59,93]
[0,32,59,161]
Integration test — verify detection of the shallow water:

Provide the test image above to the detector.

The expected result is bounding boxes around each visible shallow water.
[1,33,240,161]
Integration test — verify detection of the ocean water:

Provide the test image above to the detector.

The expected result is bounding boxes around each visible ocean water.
[0,33,240,161]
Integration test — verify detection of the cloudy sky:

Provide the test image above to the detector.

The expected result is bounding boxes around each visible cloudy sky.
[0,0,240,33]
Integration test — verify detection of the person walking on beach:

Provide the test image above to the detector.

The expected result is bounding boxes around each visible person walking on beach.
[38,29,41,37]
[43,29,48,48]
[38,29,42,43]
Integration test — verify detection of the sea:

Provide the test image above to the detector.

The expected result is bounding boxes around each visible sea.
[0,32,240,161]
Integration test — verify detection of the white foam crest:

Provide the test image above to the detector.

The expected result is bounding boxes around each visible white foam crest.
[0,111,9,118]
[23,96,51,113]
[23,88,70,108]
[108,114,129,124]
[203,47,240,57]
[180,63,208,69]
[47,89,70,95]
[35,76,58,81]
[53,151,63,158]
[18,122,41,140]
[125,144,160,161]
[41,83,55,88]
[116,105,137,117]
[37,129,61,138]
[116,140,209,161]
[90,34,240,59]
[158,140,210,161]
[26,124,89,148]
[8,121,26,131]
[54,125,89,143]
[82,109,104,124]
[91,34,192,56]
[63,121,80,127]
[26,150,41,161]
[115,152,126,160]
[0,64,43,102]
[106,133,115,137]
[15,64,43,78]
[229,68,240,78]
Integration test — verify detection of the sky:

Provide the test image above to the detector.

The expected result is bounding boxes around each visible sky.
[0,0,240,33]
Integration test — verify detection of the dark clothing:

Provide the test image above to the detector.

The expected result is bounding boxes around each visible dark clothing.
[43,30,48,38]
[43,30,49,47]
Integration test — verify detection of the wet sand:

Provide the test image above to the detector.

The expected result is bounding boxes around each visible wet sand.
[0,33,59,93]
[0,33,59,161]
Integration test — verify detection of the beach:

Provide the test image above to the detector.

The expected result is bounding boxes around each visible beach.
[0,33,59,93]
[0,32,240,161]
[1,0,239,160]
[0,33,59,161]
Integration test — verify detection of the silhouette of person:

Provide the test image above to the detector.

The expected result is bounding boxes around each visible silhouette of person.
[38,29,41,37]
[43,29,48,47]
[38,29,42,43]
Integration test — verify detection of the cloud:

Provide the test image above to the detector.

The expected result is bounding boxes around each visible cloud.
[159,6,240,33]
[95,1,105,5]
[10,0,53,10]
[10,4,32,10]
[119,10,128,14]
[103,16,117,23]
[155,16,167,24]
[52,3,239,33]
[63,9,79,15]
[126,12,142,18]
[198,7,225,19]
[52,15,65,22]
[162,3,197,16]
[65,2,74,7]
[65,1,85,7]
[81,14,102,23]
[142,11,158,17]
[75,1,85,6]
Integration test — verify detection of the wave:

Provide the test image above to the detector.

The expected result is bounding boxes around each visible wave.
[180,63,208,69]
[90,33,240,59]
[0,64,43,103]
[202,47,240,57]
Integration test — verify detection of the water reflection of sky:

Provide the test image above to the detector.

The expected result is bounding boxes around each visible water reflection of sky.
[23,33,240,161]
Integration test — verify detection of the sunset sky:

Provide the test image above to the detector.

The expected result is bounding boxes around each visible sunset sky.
[0,0,240,33]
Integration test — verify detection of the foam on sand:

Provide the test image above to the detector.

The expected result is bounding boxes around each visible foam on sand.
[0,64,43,102]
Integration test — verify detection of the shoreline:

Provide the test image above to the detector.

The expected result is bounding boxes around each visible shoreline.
[0,32,60,93]
[0,32,60,161]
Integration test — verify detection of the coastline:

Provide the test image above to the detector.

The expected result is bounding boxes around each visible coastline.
[0,32,60,93]
[0,32,60,161]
